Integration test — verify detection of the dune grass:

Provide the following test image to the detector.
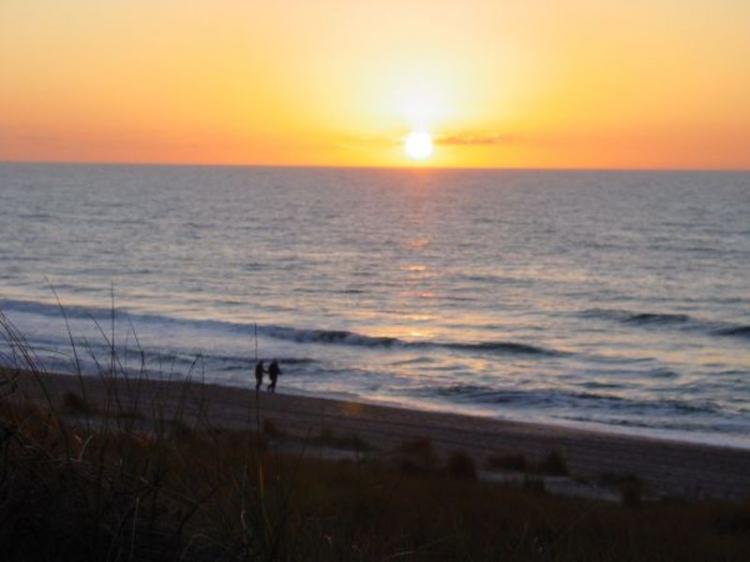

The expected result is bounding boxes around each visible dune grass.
[1,307,750,560]
[3,393,750,561]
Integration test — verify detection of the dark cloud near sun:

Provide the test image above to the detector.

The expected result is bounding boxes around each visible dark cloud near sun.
[337,132,517,149]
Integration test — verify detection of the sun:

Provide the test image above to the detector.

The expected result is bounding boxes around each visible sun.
[404,131,434,161]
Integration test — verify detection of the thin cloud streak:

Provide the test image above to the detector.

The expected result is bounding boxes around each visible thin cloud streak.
[435,133,510,146]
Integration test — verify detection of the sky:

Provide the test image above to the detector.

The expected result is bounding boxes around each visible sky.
[1,0,749,169]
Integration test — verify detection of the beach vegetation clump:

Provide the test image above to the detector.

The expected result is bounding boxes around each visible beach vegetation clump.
[396,436,439,475]
[619,475,645,507]
[398,437,436,464]
[314,425,370,451]
[538,450,568,476]
[523,475,547,493]
[621,480,643,507]
[446,451,478,482]
[599,472,647,506]
[170,418,197,441]
[486,453,528,472]
[62,391,98,416]
[486,451,566,476]
[712,500,750,536]
[263,418,284,438]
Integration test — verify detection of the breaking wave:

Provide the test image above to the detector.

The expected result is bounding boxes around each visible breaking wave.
[581,308,750,339]
[0,298,561,358]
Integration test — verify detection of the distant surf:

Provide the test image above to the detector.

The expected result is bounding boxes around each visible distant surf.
[580,308,750,340]
[0,298,561,357]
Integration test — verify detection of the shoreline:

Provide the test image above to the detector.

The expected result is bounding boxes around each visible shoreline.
[7,369,750,501]
[297,386,750,452]
[3,295,748,453]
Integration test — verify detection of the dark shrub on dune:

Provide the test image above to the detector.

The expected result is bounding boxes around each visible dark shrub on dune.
[446,451,478,481]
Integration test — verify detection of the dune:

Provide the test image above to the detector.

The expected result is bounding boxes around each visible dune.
[8,369,750,501]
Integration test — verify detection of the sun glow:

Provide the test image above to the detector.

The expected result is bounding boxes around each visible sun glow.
[1,2,749,168]
[404,131,434,161]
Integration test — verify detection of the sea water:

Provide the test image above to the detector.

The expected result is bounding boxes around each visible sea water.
[1,164,749,446]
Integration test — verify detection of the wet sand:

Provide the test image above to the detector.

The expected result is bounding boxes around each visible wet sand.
[7,370,750,501]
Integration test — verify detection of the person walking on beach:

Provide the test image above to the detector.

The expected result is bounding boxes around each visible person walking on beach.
[267,359,281,393]
[254,360,265,391]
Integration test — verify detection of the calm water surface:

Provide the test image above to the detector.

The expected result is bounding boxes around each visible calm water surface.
[1,164,749,446]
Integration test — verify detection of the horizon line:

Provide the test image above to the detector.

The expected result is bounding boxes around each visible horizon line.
[1,159,749,174]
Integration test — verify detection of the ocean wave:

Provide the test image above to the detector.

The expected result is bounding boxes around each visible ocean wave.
[623,312,690,325]
[580,307,750,340]
[714,325,750,339]
[424,382,723,417]
[263,325,558,355]
[446,341,555,355]
[0,297,561,357]
[0,329,318,377]
[264,326,399,347]
[558,414,750,435]
[581,308,690,325]
[0,298,122,322]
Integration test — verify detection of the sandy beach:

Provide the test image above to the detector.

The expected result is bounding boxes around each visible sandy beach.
[9,370,750,502]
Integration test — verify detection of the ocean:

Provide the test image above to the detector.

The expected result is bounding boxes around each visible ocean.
[1,163,748,446]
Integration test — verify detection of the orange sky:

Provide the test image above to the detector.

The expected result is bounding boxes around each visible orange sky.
[1,0,749,169]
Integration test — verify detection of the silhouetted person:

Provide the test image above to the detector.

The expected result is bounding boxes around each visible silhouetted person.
[267,359,281,393]
[254,360,265,391]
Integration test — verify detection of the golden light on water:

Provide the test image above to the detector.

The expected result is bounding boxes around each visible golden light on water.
[404,131,434,161]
